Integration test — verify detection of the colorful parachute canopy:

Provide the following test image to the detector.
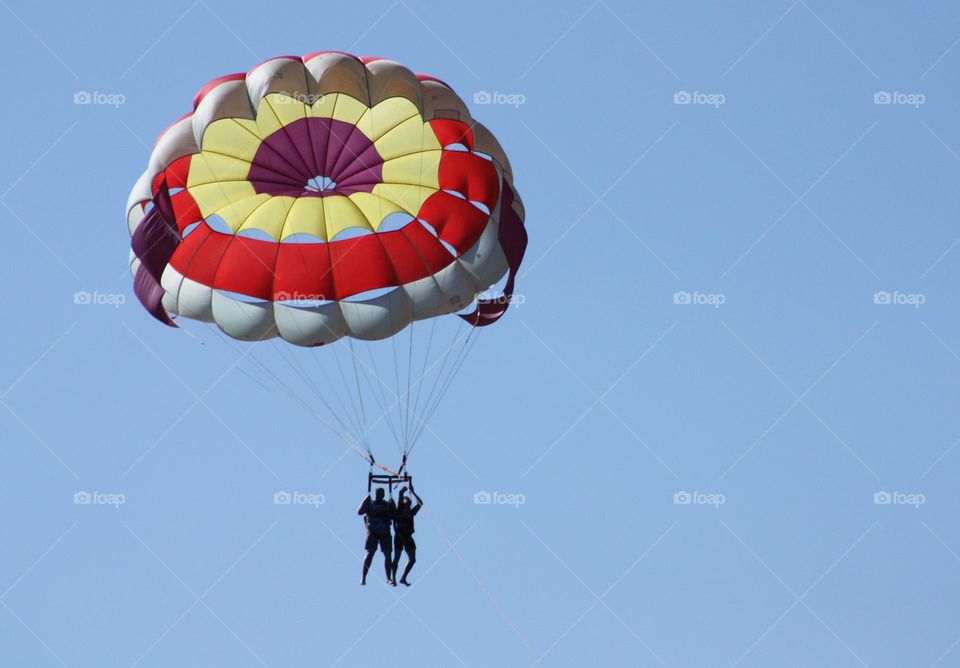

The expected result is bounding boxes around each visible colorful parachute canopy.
[127,52,527,345]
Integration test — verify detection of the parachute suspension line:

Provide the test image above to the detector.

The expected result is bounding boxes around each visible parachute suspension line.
[404,284,443,461]
[209,330,369,462]
[408,303,439,452]
[405,313,468,452]
[404,311,416,454]
[358,338,404,453]
[257,339,378,466]
[401,279,428,461]
[272,341,360,440]
[308,345,363,441]
[401,342,411,458]
[180,324,270,390]
[350,297,404,456]
[346,337,371,457]
[236,347,355,443]
[408,327,478,451]
[409,324,482,452]
[330,338,366,444]
[176,323,206,345]
[407,326,461,453]
[288,342,364,441]
[397,300,417,460]
[388,311,406,454]
[273,318,350,432]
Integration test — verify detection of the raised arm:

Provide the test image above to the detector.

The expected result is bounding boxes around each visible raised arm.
[409,484,423,509]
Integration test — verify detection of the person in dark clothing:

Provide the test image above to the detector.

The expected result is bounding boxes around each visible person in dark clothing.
[391,484,423,586]
[358,487,397,585]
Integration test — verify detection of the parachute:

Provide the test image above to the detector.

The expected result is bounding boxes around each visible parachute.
[126,52,527,473]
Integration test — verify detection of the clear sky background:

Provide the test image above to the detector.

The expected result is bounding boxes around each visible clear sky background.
[2,1,960,666]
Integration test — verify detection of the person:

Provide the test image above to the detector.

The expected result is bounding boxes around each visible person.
[358,487,396,585]
[391,484,423,586]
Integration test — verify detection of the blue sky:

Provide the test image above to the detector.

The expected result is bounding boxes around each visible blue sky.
[2,1,960,666]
